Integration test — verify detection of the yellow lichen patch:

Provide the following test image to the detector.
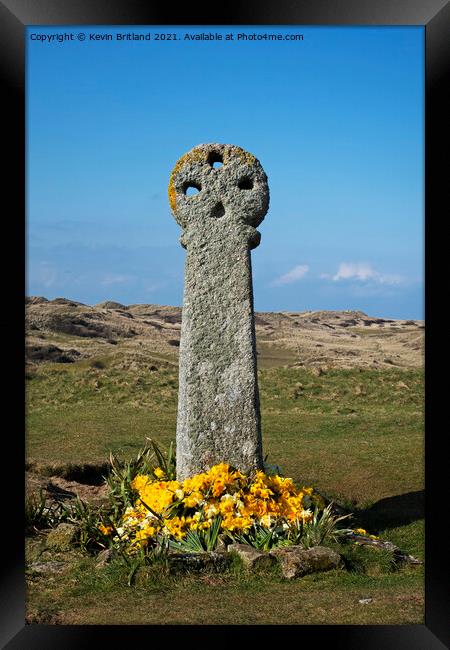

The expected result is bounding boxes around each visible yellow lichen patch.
[168,147,207,213]
[168,181,177,213]
[228,145,257,168]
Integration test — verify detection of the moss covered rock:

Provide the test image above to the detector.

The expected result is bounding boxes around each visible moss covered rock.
[46,523,79,551]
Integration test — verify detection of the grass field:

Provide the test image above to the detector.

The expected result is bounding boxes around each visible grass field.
[25,357,424,625]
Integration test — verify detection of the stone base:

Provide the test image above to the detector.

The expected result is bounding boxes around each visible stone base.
[165,545,342,579]
[168,551,233,574]
[269,545,342,579]
[227,543,276,570]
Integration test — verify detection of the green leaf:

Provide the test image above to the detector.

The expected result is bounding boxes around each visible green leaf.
[127,558,141,586]
[205,515,222,551]
[168,530,204,553]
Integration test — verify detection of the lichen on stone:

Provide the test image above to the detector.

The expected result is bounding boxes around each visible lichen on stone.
[168,147,208,212]
[168,143,269,481]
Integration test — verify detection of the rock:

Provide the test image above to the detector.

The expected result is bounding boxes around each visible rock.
[168,551,232,574]
[227,543,276,570]
[270,545,342,579]
[344,532,422,565]
[29,560,65,575]
[95,549,113,568]
[311,367,324,377]
[169,143,269,481]
[46,523,79,551]
[358,598,373,604]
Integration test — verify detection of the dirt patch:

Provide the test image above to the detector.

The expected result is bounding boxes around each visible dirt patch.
[26,344,81,364]
[26,471,109,507]
[26,461,110,507]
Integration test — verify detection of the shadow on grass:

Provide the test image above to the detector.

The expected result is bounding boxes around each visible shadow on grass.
[355,490,424,531]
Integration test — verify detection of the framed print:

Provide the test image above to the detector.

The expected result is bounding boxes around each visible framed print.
[2,0,448,646]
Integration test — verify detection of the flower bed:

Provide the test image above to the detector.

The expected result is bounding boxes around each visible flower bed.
[27,439,421,585]
[98,462,351,554]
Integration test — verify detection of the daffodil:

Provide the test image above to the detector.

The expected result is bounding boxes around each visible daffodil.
[98,523,113,536]
[115,462,328,553]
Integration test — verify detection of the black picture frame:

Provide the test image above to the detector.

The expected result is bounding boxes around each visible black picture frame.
[2,0,447,646]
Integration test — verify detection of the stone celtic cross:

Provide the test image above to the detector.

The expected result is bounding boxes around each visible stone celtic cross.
[168,143,269,481]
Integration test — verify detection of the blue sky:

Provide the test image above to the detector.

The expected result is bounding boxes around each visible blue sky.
[27,26,424,319]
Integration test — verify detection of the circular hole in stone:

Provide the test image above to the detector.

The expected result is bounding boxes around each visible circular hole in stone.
[210,202,225,218]
[208,151,223,169]
[183,182,201,196]
[238,177,253,190]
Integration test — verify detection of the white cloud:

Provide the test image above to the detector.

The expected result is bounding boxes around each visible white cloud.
[328,262,403,286]
[100,273,133,286]
[375,273,404,286]
[333,262,375,282]
[271,265,309,287]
